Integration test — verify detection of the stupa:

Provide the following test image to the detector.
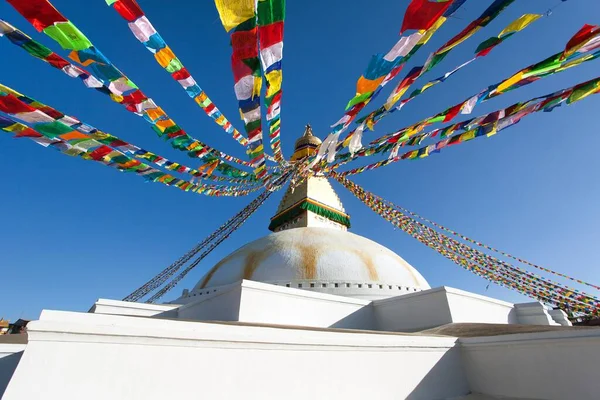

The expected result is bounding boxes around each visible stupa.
[188,124,430,301]
[1,127,598,400]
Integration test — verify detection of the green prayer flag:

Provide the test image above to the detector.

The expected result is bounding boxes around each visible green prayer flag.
[43,22,92,51]
[425,51,449,72]
[110,155,130,164]
[346,92,371,110]
[258,0,285,25]
[245,119,261,132]
[22,41,53,59]
[568,79,600,104]
[165,58,184,73]
[475,37,501,54]
[35,121,73,138]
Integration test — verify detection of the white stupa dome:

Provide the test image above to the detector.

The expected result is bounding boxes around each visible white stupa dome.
[193,227,430,300]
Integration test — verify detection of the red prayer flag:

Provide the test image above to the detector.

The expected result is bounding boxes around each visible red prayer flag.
[6,0,67,31]
[14,128,42,138]
[443,101,464,123]
[476,45,496,58]
[45,53,71,69]
[39,106,63,120]
[0,95,36,114]
[113,0,144,22]
[258,21,284,48]
[231,28,259,61]
[231,58,253,82]
[562,24,600,59]
[120,90,147,105]
[171,68,191,81]
[88,145,113,161]
[401,0,453,33]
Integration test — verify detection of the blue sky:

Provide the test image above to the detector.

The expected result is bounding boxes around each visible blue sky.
[1,0,599,321]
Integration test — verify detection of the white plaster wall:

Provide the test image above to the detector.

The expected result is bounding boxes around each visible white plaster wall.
[374,287,524,332]
[3,310,470,400]
[445,289,517,324]
[238,281,376,329]
[177,284,242,322]
[461,329,600,400]
[0,344,25,398]
[90,299,178,318]
[374,288,453,332]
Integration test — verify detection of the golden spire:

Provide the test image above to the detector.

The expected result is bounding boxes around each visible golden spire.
[291,124,322,161]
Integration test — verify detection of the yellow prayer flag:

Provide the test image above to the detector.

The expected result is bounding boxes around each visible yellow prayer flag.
[252,76,263,98]
[496,71,524,93]
[460,130,476,142]
[384,87,409,110]
[146,107,166,121]
[419,17,447,45]
[486,122,498,137]
[265,70,282,97]
[499,14,542,38]
[195,92,208,103]
[214,0,256,32]
[4,123,26,133]
[155,47,176,68]
[421,81,437,92]
[155,119,175,131]
[110,93,123,103]
[569,81,600,104]
[0,84,22,97]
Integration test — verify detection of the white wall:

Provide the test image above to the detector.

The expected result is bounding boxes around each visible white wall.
[90,299,178,318]
[238,281,376,329]
[374,288,453,332]
[445,289,517,324]
[0,344,26,398]
[461,329,600,400]
[177,284,242,322]
[3,310,470,400]
[374,287,534,332]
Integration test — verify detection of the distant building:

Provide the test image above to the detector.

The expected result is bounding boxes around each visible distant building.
[0,319,8,335]
[7,319,29,335]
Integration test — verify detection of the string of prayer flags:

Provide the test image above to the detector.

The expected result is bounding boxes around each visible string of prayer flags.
[476,14,542,57]
[334,174,600,316]
[335,76,600,176]
[383,0,517,112]
[309,0,467,168]
[0,32,252,181]
[0,113,260,197]
[106,0,249,149]
[366,27,600,151]
[0,83,258,185]
[2,8,254,176]
[216,1,269,181]
[257,0,286,164]
[400,13,543,103]
[393,201,600,292]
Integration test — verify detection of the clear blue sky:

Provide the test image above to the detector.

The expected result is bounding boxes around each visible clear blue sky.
[1,0,599,321]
